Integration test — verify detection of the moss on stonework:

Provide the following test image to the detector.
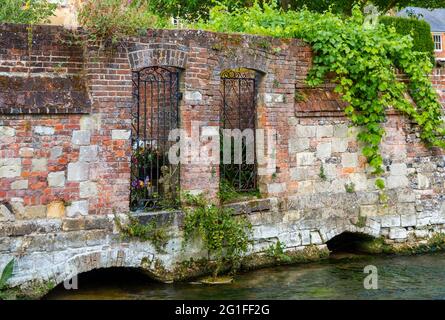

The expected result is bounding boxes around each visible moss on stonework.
[2,280,56,300]
[356,233,445,255]
[242,245,330,271]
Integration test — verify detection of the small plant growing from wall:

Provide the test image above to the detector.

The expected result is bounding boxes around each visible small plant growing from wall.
[345,182,356,193]
[266,241,292,263]
[319,164,327,181]
[114,214,170,253]
[182,193,252,279]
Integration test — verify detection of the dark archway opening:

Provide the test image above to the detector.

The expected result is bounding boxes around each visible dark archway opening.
[326,232,376,254]
[44,267,157,300]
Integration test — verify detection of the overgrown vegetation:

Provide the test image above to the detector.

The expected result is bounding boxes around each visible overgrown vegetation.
[192,1,445,185]
[0,0,56,24]
[0,259,14,300]
[114,214,170,253]
[182,193,252,278]
[78,0,164,47]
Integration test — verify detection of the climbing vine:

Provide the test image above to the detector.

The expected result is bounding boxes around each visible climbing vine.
[192,1,445,182]
[182,193,252,277]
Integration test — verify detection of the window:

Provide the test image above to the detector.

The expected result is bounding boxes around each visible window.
[433,34,442,52]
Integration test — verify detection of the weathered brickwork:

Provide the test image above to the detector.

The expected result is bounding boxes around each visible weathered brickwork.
[2,24,445,297]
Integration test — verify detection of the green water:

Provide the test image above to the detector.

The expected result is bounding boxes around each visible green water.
[46,252,445,300]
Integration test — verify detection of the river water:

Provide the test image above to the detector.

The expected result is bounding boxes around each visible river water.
[46,252,445,300]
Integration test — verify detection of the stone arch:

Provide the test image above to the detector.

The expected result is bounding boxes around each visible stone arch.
[31,247,162,297]
[129,47,188,71]
[214,44,269,75]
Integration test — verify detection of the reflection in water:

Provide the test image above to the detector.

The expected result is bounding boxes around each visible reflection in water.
[46,253,445,300]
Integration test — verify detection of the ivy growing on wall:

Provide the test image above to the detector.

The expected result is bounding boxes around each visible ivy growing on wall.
[191,1,445,182]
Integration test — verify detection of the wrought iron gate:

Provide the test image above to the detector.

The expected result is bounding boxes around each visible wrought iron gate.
[220,69,257,192]
[131,66,180,211]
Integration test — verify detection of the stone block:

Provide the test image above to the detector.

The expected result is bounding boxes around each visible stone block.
[62,218,86,231]
[381,215,401,228]
[389,227,408,240]
[333,124,348,138]
[0,204,14,222]
[289,138,310,153]
[34,126,54,135]
[331,138,348,153]
[24,205,47,219]
[66,201,89,217]
[67,162,89,181]
[401,215,417,227]
[316,142,332,160]
[50,146,63,160]
[80,181,98,198]
[0,126,15,137]
[32,158,47,172]
[79,145,99,162]
[267,183,286,194]
[297,152,315,166]
[11,180,28,190]
[360,205,378,217]
[387,175,409,189]
[390,163,407,176]
[417,173,430,190]
[72,130,91,145]
[310,231,323,245]
[111,130,131,140]
[47,201,66,219]
[19,147,34,158]
[296,125,316,138]
[48,171,66,187]
[341,153,358,168]
[0,158,21,178]
[264,93,285,103]
[414,229,429,239]
[316,125,334,138]
[185,90,202,101]
[300,230,311,245]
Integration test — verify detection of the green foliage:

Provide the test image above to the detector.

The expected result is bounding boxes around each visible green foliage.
[0,0,56,24]
[319,164,327,181]
[379,16,434,61]
[182,193,252,277]
[218,179,260,203]
[78,0,165,46]
[345,182,355,193]
[193,1,445,176]
[0,258,14,300]
[286,0,445,14]
[115,214,169,253]
[375,178,385,190]
[147,0,254,20]
[266,241,292,263]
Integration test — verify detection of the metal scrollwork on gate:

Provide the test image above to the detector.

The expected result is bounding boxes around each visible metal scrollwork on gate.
[131,66,181,211]
[220,68,258,192]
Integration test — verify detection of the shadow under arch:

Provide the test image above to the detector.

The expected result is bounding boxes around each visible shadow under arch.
[43,267,159,300]
[326,232,377,254]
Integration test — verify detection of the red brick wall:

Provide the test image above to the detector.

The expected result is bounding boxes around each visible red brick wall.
[1,24,444,220]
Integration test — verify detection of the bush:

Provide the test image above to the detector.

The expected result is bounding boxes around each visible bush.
[0,0,56,24]
[78,0,164,46]
[380,16,435,60]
